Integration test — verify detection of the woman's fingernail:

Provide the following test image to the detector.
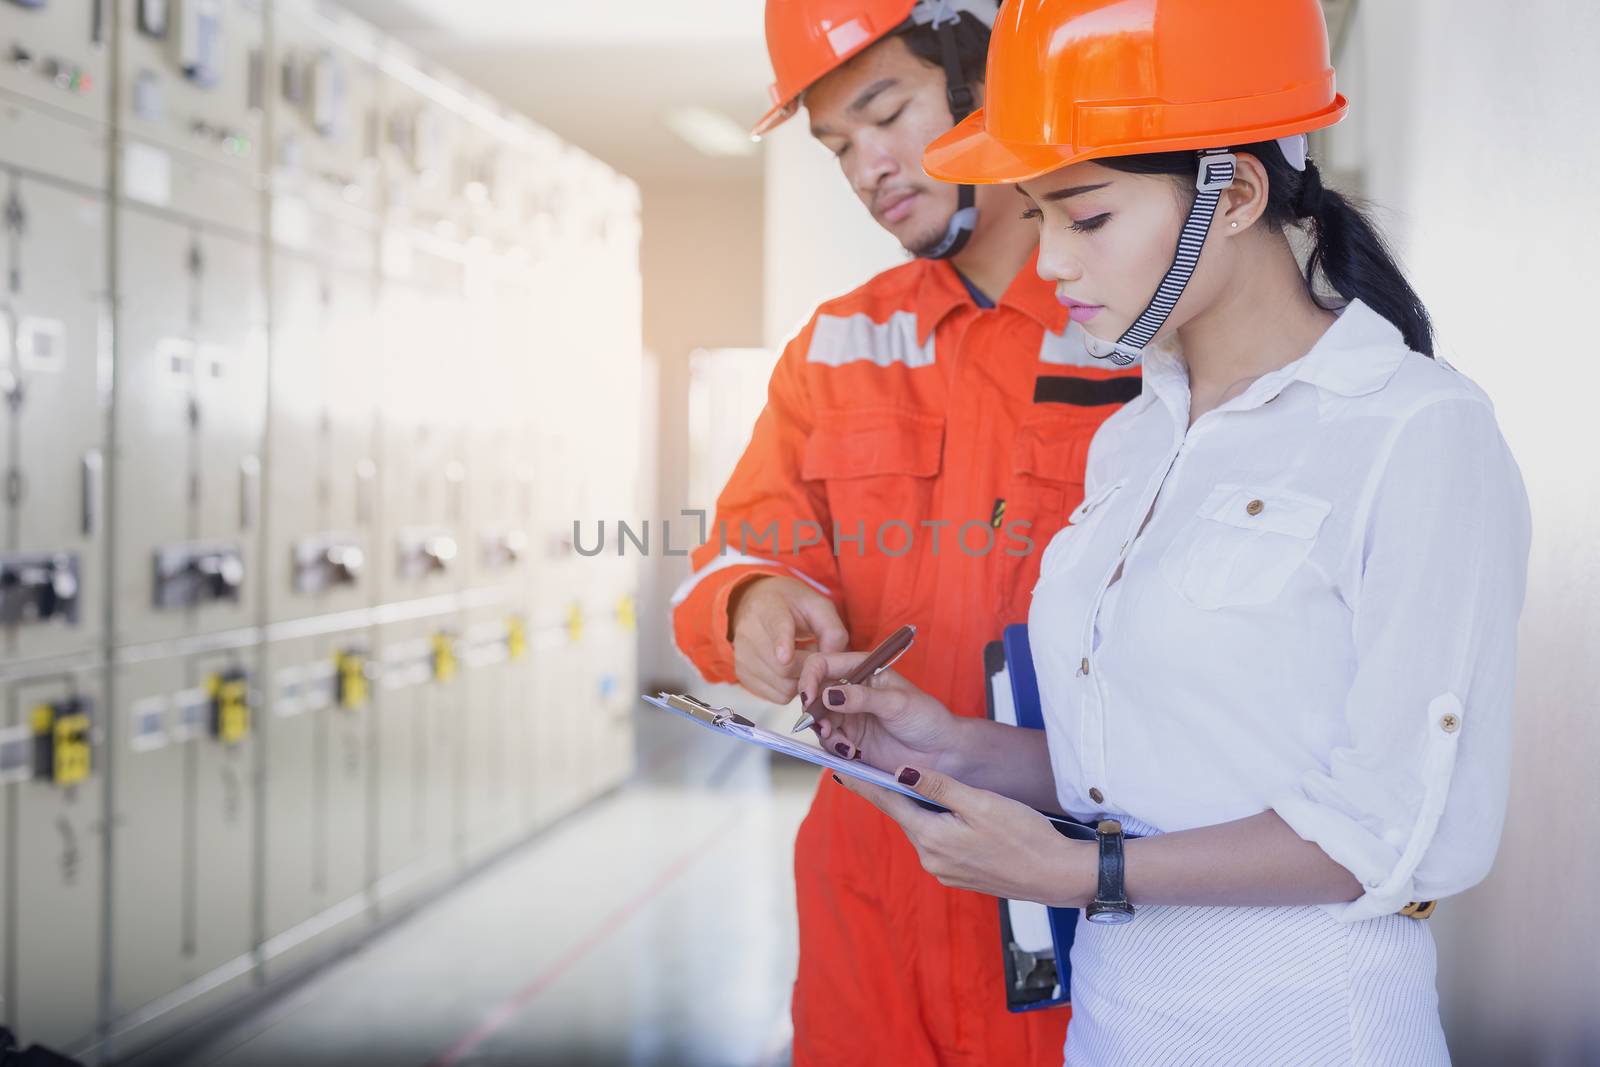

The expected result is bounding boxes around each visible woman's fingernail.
[897,767,922,787]
[830,773,842,785]
[834,742,851,758]
[826,687,845,707]
[799,691,810,706]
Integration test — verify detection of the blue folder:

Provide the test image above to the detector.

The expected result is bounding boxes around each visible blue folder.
[985,623,1085,1013]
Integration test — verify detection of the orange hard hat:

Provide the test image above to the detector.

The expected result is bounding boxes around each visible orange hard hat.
[753,0,997,138]
[924,0,1349,184]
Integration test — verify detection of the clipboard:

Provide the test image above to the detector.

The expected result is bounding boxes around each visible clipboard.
[643,691,1099,833]
[642,692,943,808]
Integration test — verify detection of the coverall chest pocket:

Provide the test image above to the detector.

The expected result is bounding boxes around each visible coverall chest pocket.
[800,409,945,553]
[1159,484,1332,610]
[995,418,1093,615]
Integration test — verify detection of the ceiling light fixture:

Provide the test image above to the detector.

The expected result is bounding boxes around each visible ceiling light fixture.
[665,106,758,158]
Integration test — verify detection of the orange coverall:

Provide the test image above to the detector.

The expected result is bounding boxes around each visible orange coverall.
[672,253,1141,1067]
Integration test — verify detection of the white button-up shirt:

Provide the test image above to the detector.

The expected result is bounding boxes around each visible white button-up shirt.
[1029,301,1531,921]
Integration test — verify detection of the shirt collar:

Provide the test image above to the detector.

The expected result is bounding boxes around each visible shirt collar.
[1141,300,1410,417]
[1285,300,1410,397]
[913,250,1068,345]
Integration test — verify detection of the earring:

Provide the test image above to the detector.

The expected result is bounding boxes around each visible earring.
[1229,221,1239,229]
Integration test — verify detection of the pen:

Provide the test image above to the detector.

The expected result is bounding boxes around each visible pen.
[790,623,917,734]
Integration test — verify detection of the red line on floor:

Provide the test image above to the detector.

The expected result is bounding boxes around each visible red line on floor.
[426,808,747,1067]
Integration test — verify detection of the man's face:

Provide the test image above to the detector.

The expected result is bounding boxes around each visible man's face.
[805,36,966,254]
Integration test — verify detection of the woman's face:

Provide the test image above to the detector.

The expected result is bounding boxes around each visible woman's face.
[1018,160,1228,345]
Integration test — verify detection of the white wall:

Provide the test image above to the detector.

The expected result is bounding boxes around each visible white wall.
[1332,3,1600,1063]
[761,119,906,350]
[637,177,767,690]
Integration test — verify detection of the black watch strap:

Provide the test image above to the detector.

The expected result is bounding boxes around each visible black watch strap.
[1086,819,1135,924]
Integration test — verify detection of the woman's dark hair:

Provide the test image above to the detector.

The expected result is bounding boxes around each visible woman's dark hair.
[897,13,991,93]
[1101,141,1435,357]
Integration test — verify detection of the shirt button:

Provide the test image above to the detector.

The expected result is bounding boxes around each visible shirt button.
[1080,657,1090,675]
[1439,712,1461,733]
[1246,499,1265,516]
[1089,787,1105,804]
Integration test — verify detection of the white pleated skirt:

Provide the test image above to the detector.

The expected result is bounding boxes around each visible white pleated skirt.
[1062,903,1451,1066]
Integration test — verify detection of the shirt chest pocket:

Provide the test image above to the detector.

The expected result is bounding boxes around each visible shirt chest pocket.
[1039,479,1126,580]
[1159,484,1332,610]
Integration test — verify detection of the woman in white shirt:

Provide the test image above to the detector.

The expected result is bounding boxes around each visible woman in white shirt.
[795,1,1531,1063]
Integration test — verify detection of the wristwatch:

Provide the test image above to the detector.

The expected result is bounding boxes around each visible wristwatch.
[1085,819,1135,925]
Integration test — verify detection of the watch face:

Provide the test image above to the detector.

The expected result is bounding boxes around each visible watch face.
[1086,905,1135,926]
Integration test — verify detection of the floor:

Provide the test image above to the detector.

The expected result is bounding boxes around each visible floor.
[149,685,814,1067]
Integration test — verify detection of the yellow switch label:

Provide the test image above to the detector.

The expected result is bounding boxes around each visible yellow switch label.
[565,602,585,643]
[30,701,92,787]
[431,633,458,682]
[53,712,92,786]
[616,595,636,632]
[336,651,369,710]
[506,616,528,661]
[207,673,251,745]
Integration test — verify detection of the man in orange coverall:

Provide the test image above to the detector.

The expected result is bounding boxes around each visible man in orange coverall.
[670,2,1140,1064]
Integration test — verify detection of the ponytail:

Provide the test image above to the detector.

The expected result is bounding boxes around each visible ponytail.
[1293,161,1434,356]
[1102,143,1435,358]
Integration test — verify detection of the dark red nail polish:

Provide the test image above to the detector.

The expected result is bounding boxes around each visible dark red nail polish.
[897,767,921,787]
[830,773,842,785]
[834,742,851,758]
[826,688,845,707]
[799,691,810,706]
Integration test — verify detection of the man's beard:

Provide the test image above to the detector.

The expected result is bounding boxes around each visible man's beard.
[904,215,957,258]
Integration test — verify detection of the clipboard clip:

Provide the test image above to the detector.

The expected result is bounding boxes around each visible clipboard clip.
[659,692,756,728]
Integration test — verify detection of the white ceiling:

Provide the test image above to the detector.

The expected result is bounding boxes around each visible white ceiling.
[333,0,773,184]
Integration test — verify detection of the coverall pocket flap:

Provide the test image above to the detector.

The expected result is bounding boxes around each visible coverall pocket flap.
[1012,419,1092,485]
[801,410,945,481]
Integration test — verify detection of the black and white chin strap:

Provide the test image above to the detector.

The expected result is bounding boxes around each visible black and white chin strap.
[911,0,993,260]
[1084,150,1238,366]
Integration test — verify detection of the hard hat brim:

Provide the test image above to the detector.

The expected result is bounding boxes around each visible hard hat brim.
[924,98,1350,184]
[751,96,799,139]
[922,111,1074,184]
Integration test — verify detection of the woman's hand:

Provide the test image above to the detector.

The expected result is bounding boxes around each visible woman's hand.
[797,651,966,775]
[833,764,1094,909]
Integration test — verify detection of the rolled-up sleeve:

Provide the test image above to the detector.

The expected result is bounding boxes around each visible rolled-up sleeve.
[1271,397,1532,921]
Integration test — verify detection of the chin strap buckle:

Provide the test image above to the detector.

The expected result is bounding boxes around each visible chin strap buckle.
[1196,150,1238,193]
[946,83,976,119]
[911,0,1000,30]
